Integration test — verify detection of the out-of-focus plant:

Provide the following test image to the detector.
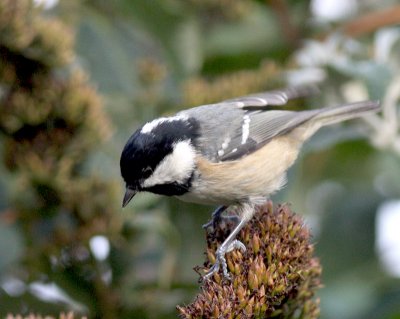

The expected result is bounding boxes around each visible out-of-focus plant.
[6,312,81,319]
[0,0,122,317]
[182,60,283,107]
[1,0,400,318]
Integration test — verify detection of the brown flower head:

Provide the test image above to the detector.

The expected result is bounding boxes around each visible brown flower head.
[177,201,322,319]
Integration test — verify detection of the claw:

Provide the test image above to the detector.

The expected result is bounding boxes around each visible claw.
[203,239,246,280]
[227,239,246,253]
[202,204,255,280]
[203,249,230,280]
[203,261,220,280]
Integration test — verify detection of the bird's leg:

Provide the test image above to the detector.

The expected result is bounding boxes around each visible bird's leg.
[202,205,240,230]
[203,205,254,280]
[202,205,226,229]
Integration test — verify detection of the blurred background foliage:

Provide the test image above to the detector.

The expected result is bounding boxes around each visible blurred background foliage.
[0,0,400,318]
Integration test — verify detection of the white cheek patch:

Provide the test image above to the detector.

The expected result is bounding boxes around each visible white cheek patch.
[142,140,196,188]
[141,115,188,134]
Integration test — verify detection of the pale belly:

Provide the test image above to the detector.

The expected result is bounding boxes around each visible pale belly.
[177,135,301,206]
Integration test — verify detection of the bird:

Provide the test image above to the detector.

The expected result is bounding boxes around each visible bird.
[120,86,380,280]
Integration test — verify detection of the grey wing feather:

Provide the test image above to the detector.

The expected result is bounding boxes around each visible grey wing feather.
[179,86,319,162]
[223,85,319,108]
[219,110,319,161]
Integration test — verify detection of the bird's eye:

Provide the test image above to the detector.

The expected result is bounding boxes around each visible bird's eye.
[143,167,153,175]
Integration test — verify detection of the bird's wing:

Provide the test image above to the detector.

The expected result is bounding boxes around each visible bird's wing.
[223,85,319,108]
[180,86,319,162]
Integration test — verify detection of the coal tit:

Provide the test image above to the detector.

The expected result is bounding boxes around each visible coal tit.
[120,87,380,279]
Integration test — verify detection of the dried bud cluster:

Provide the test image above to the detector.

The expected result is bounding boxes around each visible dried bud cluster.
[0,1,120,315]
[0,0,73,69]
[0,0,117,247]
[178,202,322,319]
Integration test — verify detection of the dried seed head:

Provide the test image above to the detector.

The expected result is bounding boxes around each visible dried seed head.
[177,202,322,319]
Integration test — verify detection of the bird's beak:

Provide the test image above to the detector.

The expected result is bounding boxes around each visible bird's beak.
[122,188,137,208]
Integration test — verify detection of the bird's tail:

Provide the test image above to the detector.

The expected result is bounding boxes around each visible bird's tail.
[313,100,380,126]
[297,100,380,141]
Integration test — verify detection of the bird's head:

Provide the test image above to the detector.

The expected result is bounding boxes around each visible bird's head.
[120,115,199,207]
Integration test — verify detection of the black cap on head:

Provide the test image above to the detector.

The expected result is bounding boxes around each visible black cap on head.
[120,116,199,207]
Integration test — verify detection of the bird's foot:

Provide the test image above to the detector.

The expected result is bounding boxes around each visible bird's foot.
[202,206,226,230]
[202,206,240,231]
[203,239,246,280]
